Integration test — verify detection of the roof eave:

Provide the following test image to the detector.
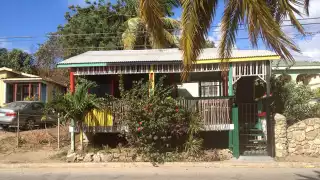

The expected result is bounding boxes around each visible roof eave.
[57,55,280,68]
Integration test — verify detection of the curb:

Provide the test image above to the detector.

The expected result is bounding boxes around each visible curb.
[0,162,319,169]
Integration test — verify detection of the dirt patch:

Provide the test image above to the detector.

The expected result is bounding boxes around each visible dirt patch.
[0,126,70,163]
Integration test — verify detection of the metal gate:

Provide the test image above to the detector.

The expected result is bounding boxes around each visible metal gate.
[238,103,268,156]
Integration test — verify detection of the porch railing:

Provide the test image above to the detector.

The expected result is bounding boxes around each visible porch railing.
[80,97,234,132]
[179,97,233,131]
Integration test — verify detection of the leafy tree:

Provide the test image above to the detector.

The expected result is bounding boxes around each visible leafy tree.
[0,48,34,73]
[122,0,180,49]
[34,35,63,76]
[204,40,215,48]
[45,79,105,150]
[139,0,310,80]
[57,0,130,58]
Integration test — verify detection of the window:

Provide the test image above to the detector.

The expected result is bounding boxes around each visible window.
[201,81,221,97]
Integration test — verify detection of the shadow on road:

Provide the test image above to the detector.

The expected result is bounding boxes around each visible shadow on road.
[296,170,320,180]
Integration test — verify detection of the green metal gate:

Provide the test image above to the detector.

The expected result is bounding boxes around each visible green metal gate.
[238,103,268,156]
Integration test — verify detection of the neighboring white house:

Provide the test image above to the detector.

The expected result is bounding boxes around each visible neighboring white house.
[178,54,320,97]
[272,55,320,89]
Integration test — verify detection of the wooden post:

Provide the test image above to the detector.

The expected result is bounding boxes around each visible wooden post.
[70,71,75,93]
[28,83,31,98]
[265,60,274,157]
[69,69,75,152]
[16,111,20,148]
[58,113,60,150]
[232,105,240,158]
[14,84,17,101]
[149,65,155,96]
[38,83,41,101]
[228,64,234,151]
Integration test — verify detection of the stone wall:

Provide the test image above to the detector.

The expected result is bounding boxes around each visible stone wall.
[274,114,320,157]
[274,114,288,157]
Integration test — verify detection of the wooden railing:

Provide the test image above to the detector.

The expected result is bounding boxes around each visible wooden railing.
[179,97,233,131]
[80,97,234,132]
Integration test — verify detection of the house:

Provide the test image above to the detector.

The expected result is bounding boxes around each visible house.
[0,67,67,106]
[57,48,280,158]
[272,55,320,89]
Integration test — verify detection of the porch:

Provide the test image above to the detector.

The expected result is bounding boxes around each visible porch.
[3,79,47,103]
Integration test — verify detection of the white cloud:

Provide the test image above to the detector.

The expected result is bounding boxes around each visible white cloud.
[282,0,320,59]
[0,42,12,49]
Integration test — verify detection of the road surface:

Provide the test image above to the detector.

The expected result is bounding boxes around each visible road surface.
[0,167,319,180]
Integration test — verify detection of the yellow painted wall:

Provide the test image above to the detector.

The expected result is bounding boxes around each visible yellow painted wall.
[84,109,113,127]
[0,71,16,79]
[0,71,17,106]
[0,80,5,107]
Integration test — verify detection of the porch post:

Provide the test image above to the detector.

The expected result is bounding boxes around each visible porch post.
[28,83,31,98]
[14,84,17,101]
[149,65,155,96]
[232,105,240,158]
[70,70,75,93]
[38,83,41,101]
[228,64,234,151]
[69,68,75,152]
[265,60,274,157]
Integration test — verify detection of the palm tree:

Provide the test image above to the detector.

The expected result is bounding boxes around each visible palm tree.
[138,0,310,79]
[45,79,105,150]
[122,0,180,49]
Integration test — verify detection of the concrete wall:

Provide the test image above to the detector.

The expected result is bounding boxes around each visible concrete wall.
[274,114,320,158]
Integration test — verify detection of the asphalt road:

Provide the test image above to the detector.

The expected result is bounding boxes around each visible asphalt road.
[0,167,319,180]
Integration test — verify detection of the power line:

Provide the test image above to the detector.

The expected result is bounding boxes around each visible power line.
[1,20,320,40]
[1,30,319,44]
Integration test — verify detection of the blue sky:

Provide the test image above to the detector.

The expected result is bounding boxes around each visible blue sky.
[0,0,250,53]
[0,0,319,58]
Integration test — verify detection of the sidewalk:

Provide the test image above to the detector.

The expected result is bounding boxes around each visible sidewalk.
[0,161,319,169]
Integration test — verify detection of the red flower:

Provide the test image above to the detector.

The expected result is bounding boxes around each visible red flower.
[139,121,143,125]
[137,127,141,132]
[258,112,266,117]
[175,108,179,113]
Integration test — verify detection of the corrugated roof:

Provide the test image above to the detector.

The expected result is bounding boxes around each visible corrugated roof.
[58,48,278,65]
[272,54,320,68]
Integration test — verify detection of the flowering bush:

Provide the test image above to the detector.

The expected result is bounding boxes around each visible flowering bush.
[113,76,203,163]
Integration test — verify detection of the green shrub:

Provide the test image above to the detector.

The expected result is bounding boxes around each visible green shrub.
[271,74,319,123]
[283,82,318,123]
[113,76,203,163]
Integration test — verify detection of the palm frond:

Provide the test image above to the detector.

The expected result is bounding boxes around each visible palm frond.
[180,0,218,81]
[139,0,167,49]
[162,17,181,29]
[164,29,180,47]
[304,0,310,15]
[245,0,299,63]
[270,0,307,34]
[219,0,242,73]
[220,0,300,69]
[122,17,143,49]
